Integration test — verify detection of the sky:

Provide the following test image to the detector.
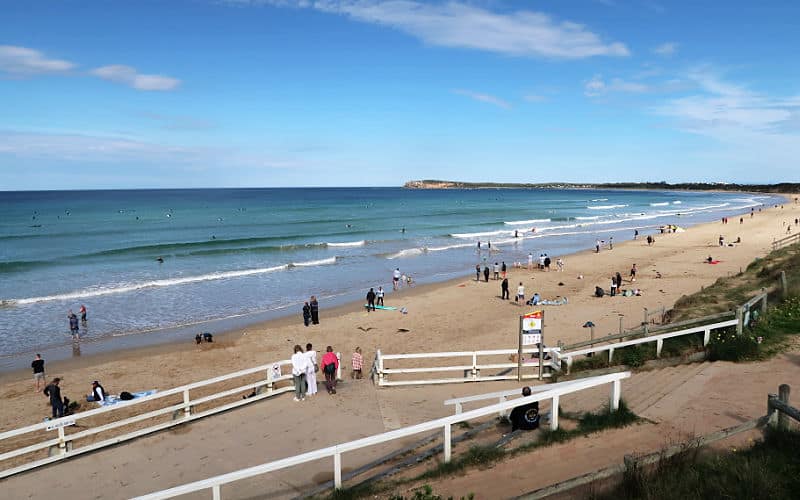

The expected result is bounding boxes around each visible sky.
[1,0,799,189]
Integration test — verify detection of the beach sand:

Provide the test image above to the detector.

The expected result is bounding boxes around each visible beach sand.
[1,195,798,494]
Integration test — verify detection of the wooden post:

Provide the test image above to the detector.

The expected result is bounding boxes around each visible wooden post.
[778,384,791,431]
[761,293,768,314]
[517,316,524,382]
[443,424,452,462]
[539,311,545,381]
[780,271,788,299]
[735,307,743,335]
[610,379,621,411]
[643,308,649,335]
[618,315,624,335]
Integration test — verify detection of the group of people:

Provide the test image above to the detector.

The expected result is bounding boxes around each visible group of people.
[392,268,413,289]
[365,286,386,311]
[301,296,320,326]
[67,305,88,335]
[290,344,364,401]
[594,264,639,298]
[34,353,110,418]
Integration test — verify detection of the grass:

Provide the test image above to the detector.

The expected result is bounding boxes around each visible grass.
[389,484,474,500]
[588,428,800,500]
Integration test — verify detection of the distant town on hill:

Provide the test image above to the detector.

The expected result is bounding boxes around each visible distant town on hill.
[403,180,800,193]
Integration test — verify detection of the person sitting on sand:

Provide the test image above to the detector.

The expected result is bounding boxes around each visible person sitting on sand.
[707,255,713,263]
[87,380,106,402]
[509,387,540,431]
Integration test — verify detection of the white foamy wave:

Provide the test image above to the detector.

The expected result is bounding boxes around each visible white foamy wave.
[672,201,682,204]
[451,229,512,239]
[13,265,289,305]
[503,218,551,226]
[587,204,628,210]
[291,257,337,267]
[326,240,365,247]
[576,216,601,220]
[386,248,425,259]
[427,242,474,252]
[650,202,669,207]
[590,198,608,202]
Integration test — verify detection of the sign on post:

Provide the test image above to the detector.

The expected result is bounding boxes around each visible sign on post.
[518,311,545,381]
[46,419,75,431]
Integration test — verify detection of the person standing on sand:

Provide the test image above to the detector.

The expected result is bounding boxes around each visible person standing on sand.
[556,257,564,272]
[483,266,490,282]
[630,264,637,282]
[493,262,500,280]
[527,253,533,270]
[32,354,45,391]
[351,347,363,380]
[501,278,509,300]
[302,302,311,327]
[305,343,318,396]
[516,282,525,303]
[43,378,64,418]
[544,254,551,272]
[610,276,617,297]
[609,236,614,250]
[393,268,401,290]
[647,235,653,246]
[616,272,623,290]
[501,261,507,278]
[291,345,309,401]
[309,296,319,325]
[376,286,385,306]
[321,346,339,394]
[475,264,481,281]
[366,288,376,311]
[595,240,601,253]
[634,229,638,240]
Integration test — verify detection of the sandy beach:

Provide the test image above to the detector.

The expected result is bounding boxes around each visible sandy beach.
[0,195,797,434]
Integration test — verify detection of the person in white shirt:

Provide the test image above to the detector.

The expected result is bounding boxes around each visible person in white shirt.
[392,268,401,290]
[304,343,318,396]
[527,253,533,270]
[291,345,309,401]
[516,283,525,303]
[87,380,106,402]
[376,286,385,306]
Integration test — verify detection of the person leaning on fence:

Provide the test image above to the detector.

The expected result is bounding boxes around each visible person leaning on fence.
[509,386,540,431]
[291,345,309,402]
[321,346,339,395]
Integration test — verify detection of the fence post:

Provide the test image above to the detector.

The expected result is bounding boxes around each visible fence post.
[336,352,342,381]
[610,380,621,411]
[643,308,649,335]
[57,426,67,455]
[376,349,384,385]
[703,329,711,346]
[212,485,221,500]
[551,395,560,430]
[472,352,478,380]
[735,307,743,335]
[761,292,768,314]
[183,389,191,418]
[608,348,615,364]
[334,452,342,489]
[780,271,788,299]
[656,339,663,358]
[768,393,778,427]
[778,384,791,431]
[443,424,452,463]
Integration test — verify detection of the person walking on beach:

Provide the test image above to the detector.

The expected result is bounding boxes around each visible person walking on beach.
[376,286,385,306]
[321,346,339,394]
[43,378,64,418]
[291,345,309,402]
[646,235,653,246]
[79,304,87,323]
[544,254,551,272]
[630,263,637,282]
[475,264,481,281]
[351,347,363,380]
[610,276,617,297]
[609,237,614,250]
[501,278,509,300]
[305,343,318,396]
[595,240,601,253]
[634,229,639,240]
[393,268,401,290]
[516,282,525,303]
[556,257,564,272]
[32,354,45,392]
[68,310,79,336]
[309,296,320,324]
[616,272,623,290]
[527,253,533,270]
[501,261,507,278]
[483,266,490,282]
[302,302,311,327]
[493,262,500,280]
[366,288,376,311]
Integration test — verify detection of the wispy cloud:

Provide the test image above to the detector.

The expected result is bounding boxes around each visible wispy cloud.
[653,42,678,56]
[140,112,215,130]
[523,94,547,103]
[243,1,630,59]
[584,74,689,97]
[91,65,181,91]
[453,89,511,109]
[0,45,75,75]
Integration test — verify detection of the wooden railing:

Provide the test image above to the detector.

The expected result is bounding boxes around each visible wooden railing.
[771,232,800,250]
[132,372,631,499]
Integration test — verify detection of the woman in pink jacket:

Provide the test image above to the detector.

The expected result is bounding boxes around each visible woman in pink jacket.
[321,346,339,395]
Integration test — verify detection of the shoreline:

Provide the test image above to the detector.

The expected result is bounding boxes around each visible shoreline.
[1,193,792,384]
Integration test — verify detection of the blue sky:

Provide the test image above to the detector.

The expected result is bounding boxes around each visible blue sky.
[1,0,799,189]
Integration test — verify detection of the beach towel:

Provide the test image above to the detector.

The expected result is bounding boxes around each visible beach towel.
[539,297,569,306]
[707,260,722,265]
[96,389,157,406]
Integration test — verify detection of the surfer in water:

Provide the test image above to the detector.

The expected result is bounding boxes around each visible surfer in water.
[156,257,164,263]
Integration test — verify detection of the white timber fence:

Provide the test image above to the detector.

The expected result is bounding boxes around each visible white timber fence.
[133,371,631,500]
[0,357,332,479]
[561,319,738,373]
[374,347,562,387]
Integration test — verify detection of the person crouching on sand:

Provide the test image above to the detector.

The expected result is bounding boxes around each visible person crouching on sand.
[321,346,339,394]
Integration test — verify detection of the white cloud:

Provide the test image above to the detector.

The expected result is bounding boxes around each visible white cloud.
[91,65,181,91]
[0,45,76,75]
[453,89,511,109]
[653,42,677,56]
[251,1,629,59]
[584,74,606,96]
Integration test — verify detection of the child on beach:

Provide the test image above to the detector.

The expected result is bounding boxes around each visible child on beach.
[351,347,363,379]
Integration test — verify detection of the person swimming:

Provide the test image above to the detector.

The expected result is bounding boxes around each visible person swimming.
[156,257,164,263]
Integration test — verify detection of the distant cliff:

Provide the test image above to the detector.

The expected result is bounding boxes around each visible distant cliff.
[404,180,800,193]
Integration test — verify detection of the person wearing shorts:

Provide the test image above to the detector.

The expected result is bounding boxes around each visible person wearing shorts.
[393,268,401,290]
[32,354,45,391]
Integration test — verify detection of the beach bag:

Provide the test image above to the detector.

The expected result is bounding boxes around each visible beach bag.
[314,363,320,373]
[324,363,336,375]
[120,391,134,401]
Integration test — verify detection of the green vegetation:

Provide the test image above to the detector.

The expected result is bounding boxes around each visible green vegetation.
[589,429,800,500]
[390,484,474,500]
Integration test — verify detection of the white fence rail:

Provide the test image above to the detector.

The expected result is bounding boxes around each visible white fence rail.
[561,319,738,372]
[0,359,299,479]
[375,348,562,386]
[133,371,631,499]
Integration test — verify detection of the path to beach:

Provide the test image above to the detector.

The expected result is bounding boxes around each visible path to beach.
[1,197,799,498]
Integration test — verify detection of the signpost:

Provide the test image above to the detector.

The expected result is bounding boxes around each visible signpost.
[518,310,545,381]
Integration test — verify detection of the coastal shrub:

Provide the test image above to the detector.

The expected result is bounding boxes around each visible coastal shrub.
[588,428,800,500]
[707,327,759,361]
[619,345,647,368]
[389,484,474,500]
[577,401,638,434]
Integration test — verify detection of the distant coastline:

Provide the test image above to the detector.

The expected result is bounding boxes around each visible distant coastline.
[404,180,800,193]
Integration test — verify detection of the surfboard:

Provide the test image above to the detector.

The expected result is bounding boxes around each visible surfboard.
[363,304,398,311]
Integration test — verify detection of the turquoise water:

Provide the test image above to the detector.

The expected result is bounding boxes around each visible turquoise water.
[0,188,781,361]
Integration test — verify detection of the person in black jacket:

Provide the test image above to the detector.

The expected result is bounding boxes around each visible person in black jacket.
[501,278,510,300]
[309,296,319,325]
[302,302,311,327]
[366,288,376,311]
[509,386,540,431]
[43,378,64,418]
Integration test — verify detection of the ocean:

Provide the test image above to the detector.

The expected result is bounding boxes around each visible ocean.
[0,188,783,368]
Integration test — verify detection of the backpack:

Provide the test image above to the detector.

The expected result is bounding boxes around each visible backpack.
[120,391,134,401]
